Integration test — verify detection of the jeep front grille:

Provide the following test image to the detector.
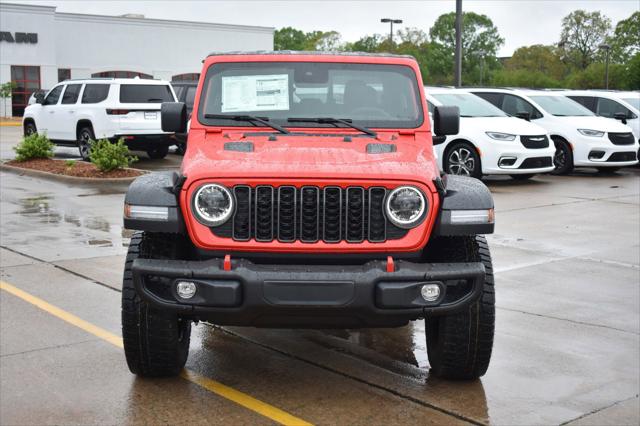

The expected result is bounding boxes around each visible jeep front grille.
[211,185,409,243]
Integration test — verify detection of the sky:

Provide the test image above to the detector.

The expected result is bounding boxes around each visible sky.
[12,0,640,56]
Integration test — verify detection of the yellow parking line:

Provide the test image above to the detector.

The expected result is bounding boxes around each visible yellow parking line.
[0,280,312,426]
[0,122,21,127]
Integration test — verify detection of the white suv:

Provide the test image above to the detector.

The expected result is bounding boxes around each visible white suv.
[470,88,638,174]
[425,87,555,180]
[23,78,177,160]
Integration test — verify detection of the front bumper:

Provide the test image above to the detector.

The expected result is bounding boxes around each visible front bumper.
[132,257,485,328]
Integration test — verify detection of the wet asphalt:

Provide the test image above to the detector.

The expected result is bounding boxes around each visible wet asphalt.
[1,125,639,425]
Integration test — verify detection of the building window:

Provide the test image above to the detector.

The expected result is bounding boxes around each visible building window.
[92,70,153,79]
[58,68,71,82]
[10,65,40,117]
[172,73,200,82]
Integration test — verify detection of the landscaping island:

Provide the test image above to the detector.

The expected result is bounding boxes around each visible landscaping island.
[5,158,143,178]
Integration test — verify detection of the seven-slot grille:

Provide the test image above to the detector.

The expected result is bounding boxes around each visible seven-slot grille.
[213,185,409,243]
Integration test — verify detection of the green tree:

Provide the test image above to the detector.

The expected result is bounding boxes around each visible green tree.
[274,27,309,50]
[307,30,343,51]
[505,45,566,81]
[559,10,611,69]
[609,11,640,63]
[344,34,386,52]
[429,12,504,84]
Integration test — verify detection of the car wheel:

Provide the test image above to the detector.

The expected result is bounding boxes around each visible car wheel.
[147,146,169,159]
[424,235,495,380]
[77,126,95,161]
[445,143,482,178]
[24,121,37,136]
[510,174,536,181]
[122,232,191,377]
[551,138,573,175]
[175,142,187,156]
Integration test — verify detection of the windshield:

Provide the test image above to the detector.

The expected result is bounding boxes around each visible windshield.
[431,93,506,117]
[529,95,594,116]
[198,62,423,129]
[621,97,640,111]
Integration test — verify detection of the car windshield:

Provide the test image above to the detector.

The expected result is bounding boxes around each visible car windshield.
[621,97,640,111]
[431,93,506,117]
[198,61,424,129]
[529,95,594,116]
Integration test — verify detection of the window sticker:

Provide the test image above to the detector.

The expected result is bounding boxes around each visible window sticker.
[221,74,289,112]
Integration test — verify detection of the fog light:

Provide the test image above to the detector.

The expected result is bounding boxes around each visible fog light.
[176,281,197,299]
[421,284,441,302]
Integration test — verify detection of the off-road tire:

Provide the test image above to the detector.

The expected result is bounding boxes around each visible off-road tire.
[121,232,191,377]
[424,235,495,380]
[510,173,536,181]
[551,138,573,175]
[147,146,169,159]
[77,126,95,162]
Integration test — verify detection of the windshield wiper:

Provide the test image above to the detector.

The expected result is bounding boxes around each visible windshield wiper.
[287,117,377,137]
[204,114,289,134]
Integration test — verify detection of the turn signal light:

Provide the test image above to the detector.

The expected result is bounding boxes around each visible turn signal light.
[106,109,130,115]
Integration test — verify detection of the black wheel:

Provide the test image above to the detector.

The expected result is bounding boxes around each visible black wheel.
[24,121,37,136]
[597,167,620,174]
[175,142,187,156]
[121,232,191,377]
[424,235,495,380]
[147,146,169,159]
[444,142,482,178]
[510,174,536,181]
[77,126,95,161]
[551,138,573,175]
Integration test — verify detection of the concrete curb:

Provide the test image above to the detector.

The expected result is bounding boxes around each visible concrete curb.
[0,161,145,189]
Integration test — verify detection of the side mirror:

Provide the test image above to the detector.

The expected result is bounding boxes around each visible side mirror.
[613,112,628,125]
[35,92,45,104]
[433,105,459,137]
[515,111,531,121]
[161,102,187,133]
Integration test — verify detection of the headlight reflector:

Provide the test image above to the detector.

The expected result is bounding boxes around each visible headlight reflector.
[192,184,234,226]
[578,129,605,137]
[486,132,516,141]
[385,186,426,228]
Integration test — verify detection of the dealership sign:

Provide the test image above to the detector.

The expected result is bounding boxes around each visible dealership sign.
[0,32,38,44]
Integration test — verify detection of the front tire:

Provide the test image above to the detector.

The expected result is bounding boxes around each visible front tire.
[121,232,191,377]
[551,138,573,175]
[24,121,37,136]
[424,235,495,380]
[77,126,95,161]
[444,142,482,179]
[147,146,169,159]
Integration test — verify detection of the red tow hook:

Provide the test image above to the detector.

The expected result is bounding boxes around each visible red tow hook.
[223,254,232,271]
[386,256,395,273]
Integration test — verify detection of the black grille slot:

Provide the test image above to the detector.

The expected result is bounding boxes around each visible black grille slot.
[346,187,365,242]
[520,135,549,149]
[232,186,251,241]
[519,157,553,169]
[368,187,387,242]
[607,151,637,162]
[300,187,320,242]
[323,187,342,242]
[218,185,409,243]
[277,186,296,242]
[608,132,635,146]
[255,186,274,241]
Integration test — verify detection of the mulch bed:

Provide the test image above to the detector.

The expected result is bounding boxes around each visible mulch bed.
[6,158,143,178]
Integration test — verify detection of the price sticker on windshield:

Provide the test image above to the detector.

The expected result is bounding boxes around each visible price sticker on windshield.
[222,74,289,112]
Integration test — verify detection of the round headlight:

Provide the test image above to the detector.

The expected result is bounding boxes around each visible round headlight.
[192,184,234,226]
[385,186,426,228]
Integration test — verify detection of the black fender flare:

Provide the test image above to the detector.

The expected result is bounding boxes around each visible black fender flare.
[123,171,186,233]
[434,174,495,236]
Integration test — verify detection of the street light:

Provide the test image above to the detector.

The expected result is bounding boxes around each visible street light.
[380,18,403,44]
[599,43,611,90]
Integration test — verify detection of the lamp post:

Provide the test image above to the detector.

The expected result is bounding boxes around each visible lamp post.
[380,18,403,44]
[454,0,463,87]
[479,51,487,85]
[599,43,611,89]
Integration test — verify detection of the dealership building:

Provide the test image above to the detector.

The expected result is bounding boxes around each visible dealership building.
[0,2,274,116]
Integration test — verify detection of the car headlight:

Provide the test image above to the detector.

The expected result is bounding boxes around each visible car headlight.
[486,132,516,141]
[192,183,234,226]
[578,129,605,137]
[385,186,427,229]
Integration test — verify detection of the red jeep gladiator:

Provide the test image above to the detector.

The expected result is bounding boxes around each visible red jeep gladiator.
[122,52,495,380]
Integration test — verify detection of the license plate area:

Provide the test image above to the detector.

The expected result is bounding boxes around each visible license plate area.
[263,280,355,306]
[144,111,157,120]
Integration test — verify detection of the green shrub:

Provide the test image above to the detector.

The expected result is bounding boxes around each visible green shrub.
[89,138,137,172]
[65,160,76,168]
[13,133,55,161]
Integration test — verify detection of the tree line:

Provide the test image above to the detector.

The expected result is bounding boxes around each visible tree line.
[274,10,640,90]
